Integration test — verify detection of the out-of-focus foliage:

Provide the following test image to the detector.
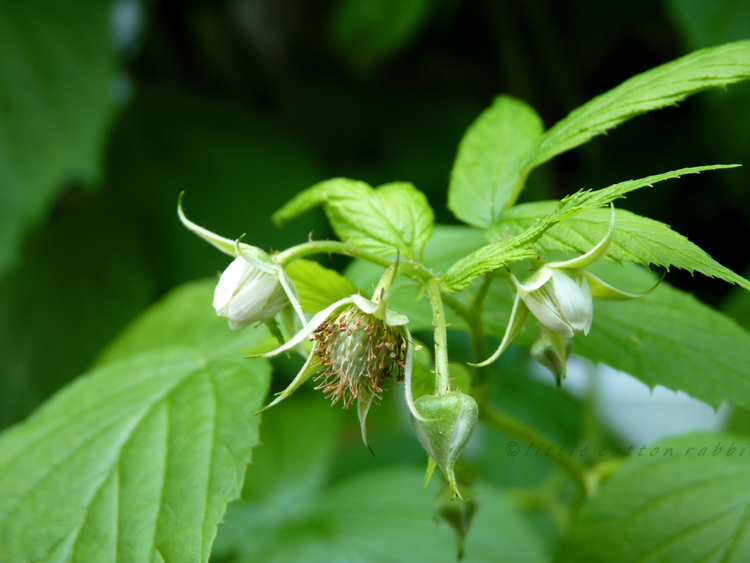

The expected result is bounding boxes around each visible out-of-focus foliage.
[0,0,119,278]
[2,1,750,561]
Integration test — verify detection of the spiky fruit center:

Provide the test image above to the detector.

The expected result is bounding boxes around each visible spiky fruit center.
[311,307,406,407]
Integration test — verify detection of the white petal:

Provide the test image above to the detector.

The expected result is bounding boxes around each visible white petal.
[552,269,593,335]
[352,294,378,315]
[383,309,410,327]
[213,257,250,315]
[521,283,575,338]
[227,270,278,322]
[514,267,553,293]
[228,318,255,331]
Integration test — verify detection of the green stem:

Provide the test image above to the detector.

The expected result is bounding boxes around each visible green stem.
[275,240,435,281]
[425,278,451,395]
[480,405,589,494]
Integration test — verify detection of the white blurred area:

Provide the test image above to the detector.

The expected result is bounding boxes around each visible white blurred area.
[531,356,732,445]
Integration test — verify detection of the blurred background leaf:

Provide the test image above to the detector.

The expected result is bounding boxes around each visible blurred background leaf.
[0,0,119,278]
[212,396,549,563]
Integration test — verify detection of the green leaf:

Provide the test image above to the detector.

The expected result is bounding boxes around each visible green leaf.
[0,347,272,563]
[523,40,750,173]
[272,177,369,227]
[286,259,359,314]
[217,467,547,563]
[495,203,750,291]
[275,178,435,259]
[0,280,274,562]
[0,0,119,276]
[485,261,750,412]
[443,165,735,291]
[211,397,344,560]
[448,95,544,227]
[556,432,750,563]
[331,0,433,71]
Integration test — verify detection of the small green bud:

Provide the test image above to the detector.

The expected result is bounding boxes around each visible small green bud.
[411,391,478,499]
[434,485,481,561]
[531,330,573,387]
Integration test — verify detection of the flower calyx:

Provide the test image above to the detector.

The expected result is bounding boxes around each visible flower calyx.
[178,193,305,330]
[252,260,414,453]
[474,206,659,376]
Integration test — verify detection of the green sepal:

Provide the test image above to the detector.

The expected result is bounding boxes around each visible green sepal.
[358,391,376,457]
[586,270,662,301]
[471,291,531,368]
[424,455,438,488]
[263,316,285,347]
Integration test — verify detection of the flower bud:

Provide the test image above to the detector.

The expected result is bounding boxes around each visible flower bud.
[531,330,573,387]
[213,256,288,330]
[434,485,480,560]
[518,267,593,338]
[411,391,478,499]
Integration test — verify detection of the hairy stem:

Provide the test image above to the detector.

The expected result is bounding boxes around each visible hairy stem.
[425,278,451,395]
[276,240,435,281]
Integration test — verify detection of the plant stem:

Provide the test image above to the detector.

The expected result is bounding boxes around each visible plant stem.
[425,278,451,395]
[480,404,589,494]
[275,240,435,281]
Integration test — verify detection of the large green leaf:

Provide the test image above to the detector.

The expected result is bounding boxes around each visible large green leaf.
[484,261,750,412]
[217,466,546,563]
[0,280,273,562]
[448,96,544,227]
[285,259,359,314]
[97,279,276,366]
[275,178,435,260]
[523,41,750,173]
[443,165,734,291]
[0,346,271,563]
[557,432,750,563]
[0,0,118,276]
[495,203,750,290]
